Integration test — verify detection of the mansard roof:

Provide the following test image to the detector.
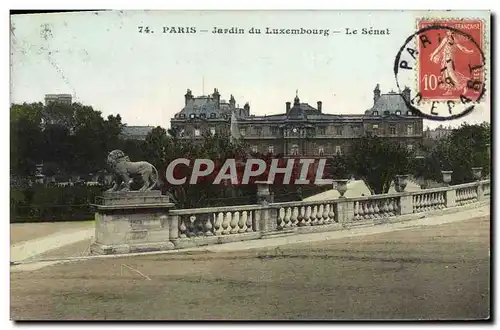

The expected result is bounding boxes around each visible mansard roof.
[365,91,411,116]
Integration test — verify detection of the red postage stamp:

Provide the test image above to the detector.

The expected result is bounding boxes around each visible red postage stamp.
[417,19,485,101]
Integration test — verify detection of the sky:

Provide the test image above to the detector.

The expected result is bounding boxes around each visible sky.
[10,10,491,129]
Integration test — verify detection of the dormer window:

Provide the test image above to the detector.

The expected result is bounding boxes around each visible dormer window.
[384,110,390,116]
[395,110,401,115]
[180,114,186,119]
[373,111,379,116]
[210,113,216,119]
[189,114,195,119]
[407,111,412,116]
[200,113,206,119]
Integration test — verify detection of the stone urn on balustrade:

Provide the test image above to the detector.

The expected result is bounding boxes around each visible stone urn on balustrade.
[394,174,409,193]
[441,170,453,186]
[472,167,483,181]
[333,179,349,198]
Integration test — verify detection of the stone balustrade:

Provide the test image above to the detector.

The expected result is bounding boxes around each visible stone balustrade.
[91,179,491,255]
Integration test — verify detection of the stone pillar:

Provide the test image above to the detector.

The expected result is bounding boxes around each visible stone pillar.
[259,205,277,234]
[90,191,176,255]
[336,199,354,224]
[445,189,456,208]
[399,194,413,215]
[477,182,484,201]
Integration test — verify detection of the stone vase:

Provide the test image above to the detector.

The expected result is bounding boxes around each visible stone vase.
[333,179,349,198]
[441,170,453,185]
[394,174,409,193]
[472,167,483,181]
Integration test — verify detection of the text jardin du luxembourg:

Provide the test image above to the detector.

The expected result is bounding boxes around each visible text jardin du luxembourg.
[210,26,391,36]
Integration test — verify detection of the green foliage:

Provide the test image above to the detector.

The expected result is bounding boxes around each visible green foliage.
[341,134,415,194]
[421,122,490,184]
[10,184,104,223]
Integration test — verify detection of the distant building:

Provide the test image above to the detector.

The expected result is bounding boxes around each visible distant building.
[171,84,424,156]
[44,94,72,106]
[424,125,453,140]
[120,126,154,140]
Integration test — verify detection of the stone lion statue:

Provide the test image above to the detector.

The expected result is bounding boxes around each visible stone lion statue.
[106,150,159,192]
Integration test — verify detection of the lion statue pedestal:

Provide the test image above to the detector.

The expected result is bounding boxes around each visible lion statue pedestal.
[90,150,177,255]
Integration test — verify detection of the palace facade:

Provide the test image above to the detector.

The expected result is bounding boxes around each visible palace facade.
[170,85,424,156]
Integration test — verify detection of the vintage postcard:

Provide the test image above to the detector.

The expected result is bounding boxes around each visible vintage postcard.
[10,10,491,321]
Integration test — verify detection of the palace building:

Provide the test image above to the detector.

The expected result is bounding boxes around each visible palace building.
[170,84,424,156]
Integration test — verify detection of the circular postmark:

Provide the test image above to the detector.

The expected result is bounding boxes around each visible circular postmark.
[394,22,486,121]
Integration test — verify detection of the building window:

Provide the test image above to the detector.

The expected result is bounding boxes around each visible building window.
[210,127,216,136]
[200,113,206,119]
[318,146,325,156]
[395,110,401,115]
[384,110,390,116]
[291,145,299,156]
[336,126,343,136]
[180,114,186,119]
[389,125,396,135]
[179,129,185,137]
[268,145,274,154]
[335,146,342,155]
[318,127,326,135]
[271,126,278,135]
[194,129,200,137]
[407,144,414,152]
[372,124,379,130]
[255,127,262,136]
[240,128,246,136]
[210,113,216,118]
[373,111,379,116]
[251,145,259,153]
[407,124,414,135]
[189,114,195,119]
[407,111,412,116]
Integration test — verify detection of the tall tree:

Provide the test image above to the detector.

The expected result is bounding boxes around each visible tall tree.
[344,134,414,194]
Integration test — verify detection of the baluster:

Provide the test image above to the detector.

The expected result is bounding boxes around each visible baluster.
[230,212,239,234]
[322,204,330,224]
[291,207,299,227]
[188,215,196,237]
[298,206,305,226]
[179,217,188,238]
[381,199,389,217]
[329,204,336,222]
[222,212,231,235]
[423,194,430,211]
[246,211,253,232]
[416,195,422,212]
[214,212,224,235]
[354,201,360,220]
[283,207,292,228]
[278,208,285,229]
[317,204,325,225]
[239,211,247,233]
[311,205,318,225]
[363,202,371,219]
[305,206,312,226]
[373,201,380,218]
[368,202,375,219]
[204,214,213,236]
[429,193,435,210]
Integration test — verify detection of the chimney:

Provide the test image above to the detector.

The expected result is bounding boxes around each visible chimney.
[213,88,220,108]
[286,102,291,113]
[373,83,381,105]
[244,102,250,115]
[229,94,236,108]
[184,89,193,106]
[317,101,322,113]
[402,86,411,102]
